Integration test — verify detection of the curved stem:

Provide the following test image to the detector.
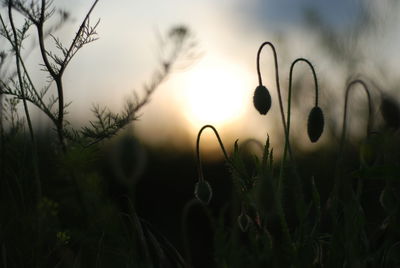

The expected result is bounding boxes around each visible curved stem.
[196,125,229,181]
[339,79,372,156]
[278,58,319,223]
[257,43,295,256]
[284,58,319,161]
[331,79,372,205]
[256,42,288,143]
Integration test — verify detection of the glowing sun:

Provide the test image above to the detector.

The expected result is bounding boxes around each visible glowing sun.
[181,62,251,128]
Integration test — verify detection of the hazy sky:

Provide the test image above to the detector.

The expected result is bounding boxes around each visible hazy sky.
[4,0,400,153]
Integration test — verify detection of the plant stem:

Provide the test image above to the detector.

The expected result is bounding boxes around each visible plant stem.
[285,58,320,220]
[196,125,229,181]
[286,58,319,158]
[256,42,288,143]
[339,79,372,157]
[7,4,43,267]
[7,3,35,143]
[256,42,295,257]
[36,1,67,152]
[331,79,372,206]
[60,0,100,74]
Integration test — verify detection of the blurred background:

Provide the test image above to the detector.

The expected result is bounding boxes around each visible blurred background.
[22,0,400,155]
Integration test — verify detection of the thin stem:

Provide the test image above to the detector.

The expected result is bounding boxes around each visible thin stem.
[256,42,288,137]
[196,125,229,181]
[256,42,295,256]
[60,0,99,74]
[54,78,66,152]
[36,0,66,151]
[339,79,372,157]
[284,58,319,163]
[7,0,42,203]
[0,10,54,125]
[281,58,320,229]
[8,3,35,142]
[257,42,293,181]
[8,4,43,266]
[36,1,57,78]
[330,79,372,206]
[18,56,52,119]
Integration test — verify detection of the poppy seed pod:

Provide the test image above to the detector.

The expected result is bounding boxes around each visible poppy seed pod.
[380,96,400,130]
[307,106,324,143]
[194,180,212,205]
[253,85,271,115]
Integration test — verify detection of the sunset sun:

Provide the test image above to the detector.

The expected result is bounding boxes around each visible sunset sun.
[181,62,251,128]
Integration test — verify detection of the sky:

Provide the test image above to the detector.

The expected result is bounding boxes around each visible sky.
[3,0,400,155]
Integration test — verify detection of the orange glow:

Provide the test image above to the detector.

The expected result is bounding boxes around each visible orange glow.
[181,60,252,130]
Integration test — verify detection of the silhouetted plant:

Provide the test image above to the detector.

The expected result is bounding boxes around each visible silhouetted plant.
[287,58,323,144]
[253,42,287,136]
[0,1,199,267]
[194,125,229,204]
[254,43,325,182]
[339,79,373,152]
[0,1,199,151]
[190,41,400,267]
[0,0,99,151]
[307,106,324,142]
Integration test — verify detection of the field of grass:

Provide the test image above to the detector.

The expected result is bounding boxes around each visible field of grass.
[1,1,400,268]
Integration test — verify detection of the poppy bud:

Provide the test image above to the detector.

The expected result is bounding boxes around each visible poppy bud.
[380,96,400,130]
[307,106,324,143]
[253,85,271,115]
[194,180,212,205]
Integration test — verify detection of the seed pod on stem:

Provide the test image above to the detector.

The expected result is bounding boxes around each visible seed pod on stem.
[287,58,323,144]
[307,106,324,143]
[253,42,286,122]
[194,125,230,205]
[253,85,271,115]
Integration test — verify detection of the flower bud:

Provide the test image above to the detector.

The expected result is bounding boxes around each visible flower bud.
[307,106,324,143]
[253,85,271,115]
[194,180,212,205]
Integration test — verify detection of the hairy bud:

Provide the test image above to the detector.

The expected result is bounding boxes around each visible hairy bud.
[253,85,271,115]
[307,106,324,143]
